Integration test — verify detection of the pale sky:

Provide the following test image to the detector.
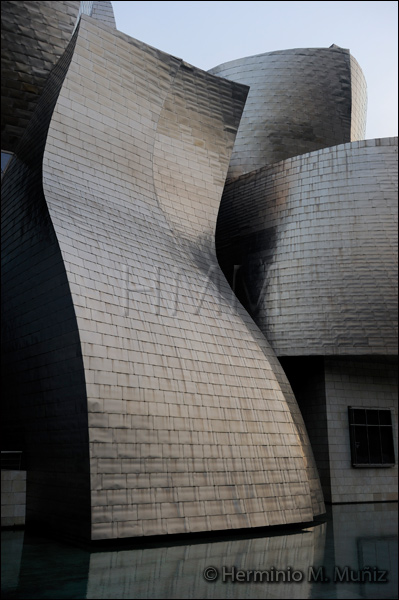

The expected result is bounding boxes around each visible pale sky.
[111,1,398,141]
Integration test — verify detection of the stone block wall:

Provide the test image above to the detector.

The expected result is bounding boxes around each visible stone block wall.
[280,357,398,504]
[1,471,26,527]
[325,357,398,503]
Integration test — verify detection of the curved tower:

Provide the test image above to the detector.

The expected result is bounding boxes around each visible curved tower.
[209,46,367,178]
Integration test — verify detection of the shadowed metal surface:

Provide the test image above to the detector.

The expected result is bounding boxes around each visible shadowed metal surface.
[1,1,81,153]
[217,138,398,356]
[1,26,91,542]
[1,1,115,155]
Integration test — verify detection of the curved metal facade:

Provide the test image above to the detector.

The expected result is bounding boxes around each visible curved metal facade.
[1,1,81,154]
[209,47,367,178]
[1,1,115,154]
[1,27,91,541]
[75,1,116,30]
[2,9,324,540]
[217,138,398,356]
[350,55,368,141]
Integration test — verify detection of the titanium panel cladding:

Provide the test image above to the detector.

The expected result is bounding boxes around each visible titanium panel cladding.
[217,139,398,356]
[1,1,81,153]
[209,46,367,178]
[2,5,324,540]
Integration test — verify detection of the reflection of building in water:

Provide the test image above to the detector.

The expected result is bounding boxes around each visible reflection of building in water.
[0,531,24,595]
[86,525,326,599]
[3,504,397,598]
[1,0,397,543]
[331,503,398,599]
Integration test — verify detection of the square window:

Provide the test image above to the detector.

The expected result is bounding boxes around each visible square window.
[348,407,395,467]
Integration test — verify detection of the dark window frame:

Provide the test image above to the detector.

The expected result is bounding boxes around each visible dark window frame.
[348,407,395,468]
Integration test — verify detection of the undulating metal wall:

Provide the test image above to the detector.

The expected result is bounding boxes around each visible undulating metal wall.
[41,15,324,539]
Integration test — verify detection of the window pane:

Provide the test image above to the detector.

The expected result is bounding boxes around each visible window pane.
[381,431,395,464]
[368,427,383,463]
[351,408,366,424]
[366,410,379,425]
[353,425,369,464]
[379,410,392,426]
[348,407,395,467]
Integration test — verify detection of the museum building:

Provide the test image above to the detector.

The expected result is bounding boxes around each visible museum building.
[1,1,397,541]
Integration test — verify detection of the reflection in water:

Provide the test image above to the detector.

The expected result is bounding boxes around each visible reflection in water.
[87,525,325,599]
[1,503,397,599]
[331,503,398,600]
[1,531,24,593]
[2,534,90,599]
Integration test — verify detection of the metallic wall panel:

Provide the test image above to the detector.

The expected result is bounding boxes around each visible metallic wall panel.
[39,16,323,539]
[350,55,367,141]
[1,1,115,154]
[1,28,91,541]
[74,1,116,30]
[217,138,398,357]
[1,1,81,153]
[209,47,367,178]
[90,1,116,28]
